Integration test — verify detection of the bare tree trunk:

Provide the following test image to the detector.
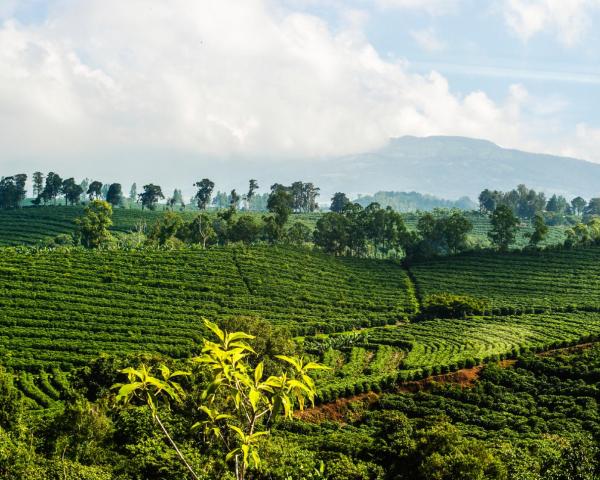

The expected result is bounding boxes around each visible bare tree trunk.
[154,414,201,480]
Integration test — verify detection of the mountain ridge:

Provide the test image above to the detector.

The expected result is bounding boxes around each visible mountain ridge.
[314,136,600,200]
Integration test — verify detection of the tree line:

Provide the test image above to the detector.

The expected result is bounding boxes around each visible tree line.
[478,184,598,219]
[0,171,325,215]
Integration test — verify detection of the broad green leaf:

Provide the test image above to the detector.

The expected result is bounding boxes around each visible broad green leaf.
[254,362,264,385]
[203,319,225,342]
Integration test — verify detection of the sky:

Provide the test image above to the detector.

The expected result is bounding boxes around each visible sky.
[0,0,599,194]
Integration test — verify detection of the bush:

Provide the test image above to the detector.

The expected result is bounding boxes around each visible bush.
[421,293,488,319]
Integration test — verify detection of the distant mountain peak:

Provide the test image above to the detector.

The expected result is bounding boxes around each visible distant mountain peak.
[316,136,600,199]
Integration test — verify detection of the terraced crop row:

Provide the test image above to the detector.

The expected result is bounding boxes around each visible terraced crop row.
[0,246,415,370]
[0,207,324,246]
[410,247,600,313]
[315,312,600,401]
[16,367,71,409]
[404,213,567,248]
[0,207,198,246]
[235,246,418,330]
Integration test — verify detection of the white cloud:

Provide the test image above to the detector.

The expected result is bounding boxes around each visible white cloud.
[563,123,600,160]
[502,0,600,46]
[0,0,597,180]
[375,0,461,14]
[410,27,446,52]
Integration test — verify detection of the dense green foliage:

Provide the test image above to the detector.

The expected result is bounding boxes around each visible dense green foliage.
[0,246,416,370]
[1,342,598,478]
[410,246,600,314]
[0,207,323,247]
[420,293,487,319]
[273,345,600,479]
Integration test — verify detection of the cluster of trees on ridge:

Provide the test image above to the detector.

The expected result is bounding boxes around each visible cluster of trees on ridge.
[69,195,537,260]
[0,171,320,214]
[5,171,600,257]
[478,184,599,220]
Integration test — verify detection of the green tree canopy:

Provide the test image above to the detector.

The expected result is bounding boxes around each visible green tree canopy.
[138,184,165,210]
[488,205,519,252]
[106,183,123,206]
[75,200,113,248]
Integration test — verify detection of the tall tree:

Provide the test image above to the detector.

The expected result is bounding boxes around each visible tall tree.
[313,212,350,255]
[266,189,293,228]
[147,211,184,246]
[32,172,44,198]
[40,172,63,204]
[74,200,113,248]
[79,178,90,195]
[87,181,103,201]
[330,192,350,213]
[488,205,519,252]
[409,210,472,258]
[212,191,229,209]
[478,189,502,214]
[527,214,548,247]
[172,189,184,207]
[0,173,27,208]
[14,174,27,206]
[106,183,123,207]
[61,178,83,205]
[228,216,262,244]
[129,183,137,202]
[0,177,16,209]
[571,197,586,216]
[244,179,259,210]
[285,222,313,245]
[584,198,600,216]
[229,189,240,212]
[182,213,216,248]
[138,184,164,211]
[193,179,215,210]
[546,194,568,214]
[302,182,320,212]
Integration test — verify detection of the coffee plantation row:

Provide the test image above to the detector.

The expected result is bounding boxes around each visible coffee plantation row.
[0,245,417,370]
[0,206,321,247]
[410,246,600,313]
[3,243,600,376]
[311,312,600,402]
[0,206,569,248]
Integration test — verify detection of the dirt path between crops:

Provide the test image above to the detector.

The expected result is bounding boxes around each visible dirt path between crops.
[296,341,596,424]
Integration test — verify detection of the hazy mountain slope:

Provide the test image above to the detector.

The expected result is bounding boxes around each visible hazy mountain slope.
[314,136,600,199]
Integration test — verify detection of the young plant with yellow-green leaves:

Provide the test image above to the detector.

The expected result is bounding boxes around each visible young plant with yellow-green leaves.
[113,318,326,480]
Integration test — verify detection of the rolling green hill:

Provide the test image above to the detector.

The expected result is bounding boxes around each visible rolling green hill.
[0,206,322,247]
[0,206,569,249]
[0,246,415,371]
[1,243,600,379]
[409,247,600,314]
